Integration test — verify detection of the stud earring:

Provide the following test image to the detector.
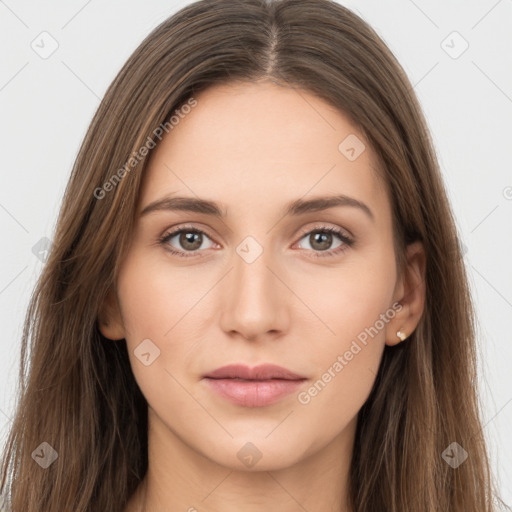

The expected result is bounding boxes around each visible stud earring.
[396,330,407,342]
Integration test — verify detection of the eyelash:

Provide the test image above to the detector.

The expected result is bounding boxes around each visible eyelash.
[157,224,355,259]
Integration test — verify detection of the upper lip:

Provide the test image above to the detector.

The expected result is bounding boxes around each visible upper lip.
[203,364,306,381]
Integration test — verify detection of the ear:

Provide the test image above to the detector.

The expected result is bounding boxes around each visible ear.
[385,240,426,346]
[97,287,125,341]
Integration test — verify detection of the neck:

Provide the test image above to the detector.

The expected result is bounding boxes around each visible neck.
[125,408,356,512]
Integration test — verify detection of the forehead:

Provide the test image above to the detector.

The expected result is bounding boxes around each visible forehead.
[139,81,388,219]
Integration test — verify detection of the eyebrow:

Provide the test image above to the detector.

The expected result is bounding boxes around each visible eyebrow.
[140,194,375,222]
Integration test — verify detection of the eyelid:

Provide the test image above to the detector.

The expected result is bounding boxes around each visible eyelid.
[294,221,353,240]
[160,223,218,242]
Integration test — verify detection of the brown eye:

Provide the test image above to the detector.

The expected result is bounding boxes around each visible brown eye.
[294,226,354,259]
[298,229,344,252]
[159,228,215,256]
[309,231,335,251]
[178,231,203,251]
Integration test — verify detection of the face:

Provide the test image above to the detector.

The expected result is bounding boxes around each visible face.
[100,80,424,472]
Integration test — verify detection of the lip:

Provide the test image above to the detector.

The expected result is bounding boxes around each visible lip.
[202,364,307,407]
[203,363,305,381]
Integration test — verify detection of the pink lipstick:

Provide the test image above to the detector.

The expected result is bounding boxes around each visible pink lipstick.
[202,363,306,407]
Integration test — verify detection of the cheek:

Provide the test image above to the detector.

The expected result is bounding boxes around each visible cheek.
[293,293,386,453]
[117,249,202,341]
[115,253,195,386]
[291,249,395,420]
[115,251,220,395]
[118,266,170,339]
[292,247,396,351]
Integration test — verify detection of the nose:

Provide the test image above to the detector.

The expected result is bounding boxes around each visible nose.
[219,242,290,342]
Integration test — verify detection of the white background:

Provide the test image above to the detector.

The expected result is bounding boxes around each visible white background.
[0,0,511,505]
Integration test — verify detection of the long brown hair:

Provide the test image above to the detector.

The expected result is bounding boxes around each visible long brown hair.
[0,0,504,510]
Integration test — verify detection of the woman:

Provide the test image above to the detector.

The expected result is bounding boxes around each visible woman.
[0,0,505,510]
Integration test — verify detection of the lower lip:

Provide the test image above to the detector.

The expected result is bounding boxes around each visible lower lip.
[203,378,305,407]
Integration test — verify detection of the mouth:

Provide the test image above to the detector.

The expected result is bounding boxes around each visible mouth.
[202,363,307,407]
[203,363,306,381]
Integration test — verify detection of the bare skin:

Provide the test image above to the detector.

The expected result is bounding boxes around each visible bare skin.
[99,79,426,512]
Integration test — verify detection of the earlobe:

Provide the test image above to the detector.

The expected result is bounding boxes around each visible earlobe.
[396,329,407,342]
[97,288,125,341]
[386,323,408,347]
[385,240,426,347]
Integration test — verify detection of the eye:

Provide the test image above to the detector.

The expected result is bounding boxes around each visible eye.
[158,226,216,258]
[294,226,354,258]
[158,224,354,259]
